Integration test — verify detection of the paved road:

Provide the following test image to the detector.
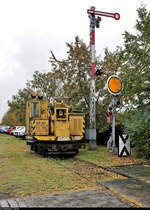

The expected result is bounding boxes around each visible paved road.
[0,162,150,208]
[100,162,150,207]
[0,189,136,208]
[100,178,150,207]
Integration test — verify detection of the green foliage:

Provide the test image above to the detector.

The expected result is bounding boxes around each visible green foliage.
[49,37,123,131]
[2,88,32,126]
[119,5,150,158]
[26,70,57,101]
[1,109,18,126]
[2,36,124,131]
[123,105,150,159]
[120,5,150,109]
[49,36,91,107]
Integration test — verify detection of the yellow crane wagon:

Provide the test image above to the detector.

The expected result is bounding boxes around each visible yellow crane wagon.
[26,92,85,157]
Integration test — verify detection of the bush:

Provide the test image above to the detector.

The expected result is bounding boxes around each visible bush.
[123,105,150,159]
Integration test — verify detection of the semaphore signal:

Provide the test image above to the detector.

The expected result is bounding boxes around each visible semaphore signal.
[87,6,120,150]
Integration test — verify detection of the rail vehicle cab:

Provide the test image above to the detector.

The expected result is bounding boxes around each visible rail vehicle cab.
[54,102,69,140]
[26,92,49,138]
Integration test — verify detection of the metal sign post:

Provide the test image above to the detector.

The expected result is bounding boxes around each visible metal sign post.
[112,96,116,154]
[107,75,123,154]
[87,8,120,150]
[88,6,98,150]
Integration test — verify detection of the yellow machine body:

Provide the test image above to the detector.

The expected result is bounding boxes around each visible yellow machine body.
[26,93,85,156]
[26,99,49,137]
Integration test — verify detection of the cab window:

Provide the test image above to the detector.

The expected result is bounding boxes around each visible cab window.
[31,102,39,117]
[56,109,66,120]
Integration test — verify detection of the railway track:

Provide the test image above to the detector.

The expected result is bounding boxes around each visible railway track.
[48,157,130,186]
[75,158,133,178]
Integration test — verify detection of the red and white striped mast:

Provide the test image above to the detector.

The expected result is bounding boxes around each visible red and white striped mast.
[87,6,120,150]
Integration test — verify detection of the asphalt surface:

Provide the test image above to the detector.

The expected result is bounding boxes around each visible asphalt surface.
[100,162,150,207]
[0,162,150,207]
[100,178,150,207]
[0,189,136,208]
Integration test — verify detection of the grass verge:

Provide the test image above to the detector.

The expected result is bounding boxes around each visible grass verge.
[0,135,94,199]
[0,134,145,200]
[76,144,145,166]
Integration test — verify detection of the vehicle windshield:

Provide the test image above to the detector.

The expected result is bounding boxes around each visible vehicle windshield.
[56,109,66,120]
[31,102,39,117]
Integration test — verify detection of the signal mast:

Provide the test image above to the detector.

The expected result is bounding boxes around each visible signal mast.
[87,6,120,150]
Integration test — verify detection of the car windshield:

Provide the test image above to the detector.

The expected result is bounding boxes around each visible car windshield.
[18,127,25,131]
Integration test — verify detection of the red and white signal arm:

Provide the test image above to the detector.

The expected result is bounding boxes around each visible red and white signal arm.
[107,75,123,95]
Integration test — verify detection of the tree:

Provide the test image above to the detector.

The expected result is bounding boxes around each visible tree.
[3,36,123,139]
[5,88,32,125]
[124,104,150,158]
[5,71,59,125]
[1,109,21,126]
[49,36,91,109]
[26,70,57,101]
[120,5,150,109]
[120,5,150,158]
[49,36,123,132]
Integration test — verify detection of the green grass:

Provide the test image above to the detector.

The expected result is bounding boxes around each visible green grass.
[76,144,142,167]
[77,145,112,163]
[0,134,144,200]
[0,135,94,199]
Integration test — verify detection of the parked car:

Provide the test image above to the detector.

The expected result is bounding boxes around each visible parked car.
[6,127,14,134]
[10,126,23,135]
[12,126,26,138]
[0,126,10,133]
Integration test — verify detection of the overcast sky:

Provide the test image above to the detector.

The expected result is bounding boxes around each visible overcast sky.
[0,0,150,123]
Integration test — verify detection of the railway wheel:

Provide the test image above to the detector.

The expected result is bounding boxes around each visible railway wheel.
[43,149,48,158]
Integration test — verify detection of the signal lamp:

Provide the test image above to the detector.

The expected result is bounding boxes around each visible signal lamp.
[116,100,120,106]
[108,105,113,116]
[95,69,103,76]
[108,106,113,111]
[108,111,112,116]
